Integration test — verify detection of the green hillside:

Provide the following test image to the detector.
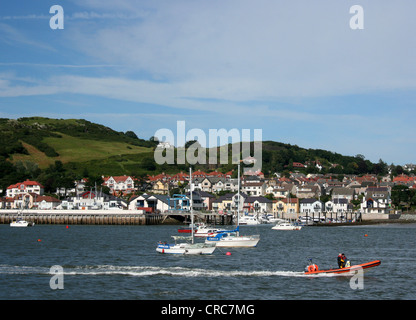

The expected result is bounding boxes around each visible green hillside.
[0,117,158,191]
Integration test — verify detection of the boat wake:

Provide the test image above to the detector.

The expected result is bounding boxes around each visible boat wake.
[0,264,314,278]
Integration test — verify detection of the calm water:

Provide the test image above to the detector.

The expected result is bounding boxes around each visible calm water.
[1,223,415,300]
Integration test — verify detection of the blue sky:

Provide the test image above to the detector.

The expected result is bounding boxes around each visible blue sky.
[0,0,415,165]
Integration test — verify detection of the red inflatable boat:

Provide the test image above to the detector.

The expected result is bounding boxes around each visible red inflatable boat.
[304,260,381,275]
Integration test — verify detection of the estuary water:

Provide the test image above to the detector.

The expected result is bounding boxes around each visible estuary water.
[0,223,415,300]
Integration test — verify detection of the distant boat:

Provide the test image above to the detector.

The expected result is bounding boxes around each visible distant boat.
[10,218,34,227]
[10,203,34,228]
[238,215,261,225]
[271,220,302,231]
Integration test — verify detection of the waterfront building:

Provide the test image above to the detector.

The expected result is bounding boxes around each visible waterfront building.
[6,180,44,197]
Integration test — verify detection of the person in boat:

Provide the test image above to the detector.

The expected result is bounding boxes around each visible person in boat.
[337,253,343,268]
[337,253,348,268]
[341,253,347,268]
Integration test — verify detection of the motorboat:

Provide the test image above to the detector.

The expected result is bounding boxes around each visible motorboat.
[271,220,302,230]
[298,216,314,226]
[304,259,381,275]
[238,215,261,225]
[10,219,34,227]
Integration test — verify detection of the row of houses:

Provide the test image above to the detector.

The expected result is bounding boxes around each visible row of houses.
[0,170,401,214]
[209,186,390,215]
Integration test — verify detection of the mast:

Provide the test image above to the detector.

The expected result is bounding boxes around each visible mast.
[189,167,194,244]
[237,163,240,236]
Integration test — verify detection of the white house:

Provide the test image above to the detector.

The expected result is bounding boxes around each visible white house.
[300,198,323,215]
[128,194,185,213]
[241,181,266,196]
[360,187,391,214]
[6,180,44,197]
[325,198,352,213]
[59,191,127,210]
[103,176,135,195]
[35,196,62,210]
[243,196,273,213]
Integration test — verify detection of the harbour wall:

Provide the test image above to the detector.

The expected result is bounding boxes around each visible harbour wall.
[0,210,162,225]
[0,210,233,226]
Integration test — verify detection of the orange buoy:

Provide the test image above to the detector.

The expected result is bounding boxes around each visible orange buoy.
[37,239,42,242]
[364,234,368,237]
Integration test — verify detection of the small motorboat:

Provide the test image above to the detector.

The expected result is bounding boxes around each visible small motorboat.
[272,220,302,230]
[10,219,34,227]
[304,259,381,275]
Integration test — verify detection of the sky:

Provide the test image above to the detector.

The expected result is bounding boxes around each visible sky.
[0,0,415,165]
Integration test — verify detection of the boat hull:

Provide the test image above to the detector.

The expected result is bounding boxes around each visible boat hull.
[304,260,381,275]
[272,224,302,230]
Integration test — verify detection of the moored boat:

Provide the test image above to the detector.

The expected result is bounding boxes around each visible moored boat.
[272,220,302,230]
[10,219,34,227]
[156,236,216,254]
[205,227,260,247]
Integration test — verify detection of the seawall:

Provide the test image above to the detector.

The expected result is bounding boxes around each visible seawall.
[0,209,164,225]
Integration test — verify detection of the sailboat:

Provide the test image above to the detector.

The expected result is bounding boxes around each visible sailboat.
[205,163,260,247]
[10,218,34,227]
[10,199,34,227]
[156,168,216,255]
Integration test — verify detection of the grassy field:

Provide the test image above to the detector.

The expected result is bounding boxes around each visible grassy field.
[11,132,153,169]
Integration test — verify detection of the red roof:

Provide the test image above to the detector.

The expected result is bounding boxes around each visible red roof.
[393,175,416,182]
[36,195,61,203]
[7,180,44,189]
[103,175,133,183]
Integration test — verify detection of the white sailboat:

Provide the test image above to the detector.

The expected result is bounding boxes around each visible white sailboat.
[205,163,260,247]
[156,168,216,255]
[10,218,34,227]
[10,200,34,227]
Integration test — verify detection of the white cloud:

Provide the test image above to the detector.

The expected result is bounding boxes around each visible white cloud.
[61,1,416,100]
